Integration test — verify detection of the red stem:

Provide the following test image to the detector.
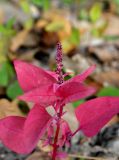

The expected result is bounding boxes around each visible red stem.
[71,127,81,137]
[52,103,63,160]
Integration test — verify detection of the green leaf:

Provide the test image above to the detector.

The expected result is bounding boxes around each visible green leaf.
[114,0,119,5]
[97,86,119,97]
[6,62,15,79]
[0,20,16,36]
[91,28,100,37]
[45,21,64,32]
[0,25,6,33]
[20,1,31,13]
[89,3,102,23]
[31,0,50,11]
[6,18,15,29]
[24,18,33,30]
[43,0,50,11]
[30,0,43,7]
[7,81,23,100]
[69,27,80,45]
[73,99,85,108]
[0,62,15,87]
[104,35,119,41]
[0,42,7,63]
[0,63,9,86]
[79,9,88,20]
[62,0,73,5]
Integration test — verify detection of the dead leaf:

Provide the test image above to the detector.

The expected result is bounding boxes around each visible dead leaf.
[61,39,76,54]
[35,19,48,30]
[0,99,25,118]
[9,48,38,61]
[10,29,38,52]
[39,11,72,41]
[26,151,51,160]
[104,14,119,36]
[89,46,119,62]
[39,30,58,47]
[94,70,119,87]
[107,115,119,126]
[38,141,52,153]
[86,78,103,94]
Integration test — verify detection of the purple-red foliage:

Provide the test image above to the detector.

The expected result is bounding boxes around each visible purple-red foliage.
[0,42,119,160]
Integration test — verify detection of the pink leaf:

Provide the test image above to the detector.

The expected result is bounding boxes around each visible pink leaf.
[56,151,67,159]
[14,60,56,92]
[58,120,72,147]
[19,84,60,106]
[46,71,58,80]
[67,65,96,84]
[0,104,52,154]
[75,97,119,137]
[56,82,95,104]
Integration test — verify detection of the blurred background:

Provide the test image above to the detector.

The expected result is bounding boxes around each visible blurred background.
[0,0,119,159]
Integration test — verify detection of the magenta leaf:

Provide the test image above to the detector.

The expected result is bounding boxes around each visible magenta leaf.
[46,71,58,80]
[14,60,56,92]
[67,65,96,83]
[75,97,119,137]
[55,151,67,159]
[0,104,52,154]
[19,82,95,106]
[58,120,72,147]
[19,84,60,106]
[56,82,95,104]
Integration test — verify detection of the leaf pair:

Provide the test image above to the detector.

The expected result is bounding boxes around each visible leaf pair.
[14,60,95,106]
[0,104,52,154]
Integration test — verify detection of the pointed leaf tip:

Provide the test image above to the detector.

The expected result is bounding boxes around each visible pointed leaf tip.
[14,60,56,92]
[75,97,119,137]
[68,64,96,83]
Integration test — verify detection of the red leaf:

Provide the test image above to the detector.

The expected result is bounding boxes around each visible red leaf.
[19,84,60,106]
[0,104,52,154]
[56,82,95,104]
[14,60,56,92]
[55,151,67,159]
[58,120,72,147]
[67,65,96,83]
[75,97,119,137]
[46,71,58,80]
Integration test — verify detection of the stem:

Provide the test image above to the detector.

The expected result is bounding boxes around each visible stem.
[52,42,64,160]
[52,103,64,160]
[71,127,80,137]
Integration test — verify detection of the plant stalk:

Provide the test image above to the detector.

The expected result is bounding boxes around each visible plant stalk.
[52,103,64,160]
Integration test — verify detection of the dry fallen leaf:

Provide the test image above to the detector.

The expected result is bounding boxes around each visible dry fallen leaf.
[10,29,38,52]
[26,151,51,160]
[37,141,53,153]
[104,14,119,36]
[94,70,119,87]
[89,46,119,63]
[35,19,48,30]
[0,99,25,118]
